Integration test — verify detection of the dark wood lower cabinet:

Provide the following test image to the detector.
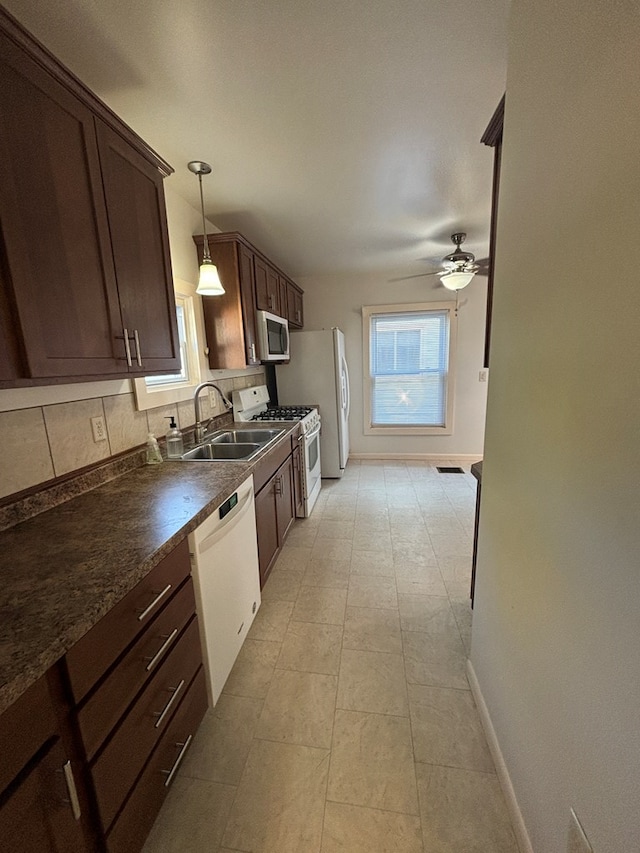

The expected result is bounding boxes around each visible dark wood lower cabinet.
[104,668,207,853]
[254,454,296,587]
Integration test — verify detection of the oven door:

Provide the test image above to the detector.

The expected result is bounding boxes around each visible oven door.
[302,423,322,516]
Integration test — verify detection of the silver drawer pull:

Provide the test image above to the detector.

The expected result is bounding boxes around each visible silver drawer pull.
[161,735,193,787]
[121,328,132,367]
[137,584,172,622]
[61,760,82,821]
[145,628,179,672]
[133,329,142,367]
[153,680,185,729]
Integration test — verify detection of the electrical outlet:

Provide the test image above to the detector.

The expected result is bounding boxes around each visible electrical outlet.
[567,809,593,853]
[91,416,107,443]
[479,369,488,383]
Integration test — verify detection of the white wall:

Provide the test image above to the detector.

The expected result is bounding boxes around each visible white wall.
[470,2,640,852]
[296,270,488,457]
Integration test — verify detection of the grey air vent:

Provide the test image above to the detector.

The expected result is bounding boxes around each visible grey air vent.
[436,466,465,474]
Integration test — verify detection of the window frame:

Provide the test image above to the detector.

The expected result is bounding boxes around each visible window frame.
[133,283,202,412]
[362,301,457,436]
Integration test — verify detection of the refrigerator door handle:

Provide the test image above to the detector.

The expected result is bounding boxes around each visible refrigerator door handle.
[341,355,351,419]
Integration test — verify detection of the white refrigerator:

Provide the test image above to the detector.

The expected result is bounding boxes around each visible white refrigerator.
[277,328,350,477]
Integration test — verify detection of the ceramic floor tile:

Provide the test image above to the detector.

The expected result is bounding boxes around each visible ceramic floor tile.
[392,543,439,567]
[256,669,337,748]
[292,586,347,625]
[222,638,281,699]
[141,776,236,853]
[178,695,264,785]
[321,802,423,853]
[351,531,393,552]
[394,562,448,597]
[327,709,419,815]
[302,558,351,589]
[311,538,353,562]
[222,739,329,853]
[316,519,356,540]
[273,545,313,573]
[408,684,493,772]
[437,554,473,584]
[403,630,469,690]
[277,621,343,674]
[398,594,459,635]
[347,575,398,610]
[286,525,320,547]
[337,648,408,716]
[350,551,395,577]
[415,764,519,852]
[248,599,294,642]
[261,570,302,602]
[342,606,402,655]
[429,532,473,559]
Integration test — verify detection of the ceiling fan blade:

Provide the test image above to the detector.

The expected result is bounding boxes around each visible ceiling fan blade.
[389,271,440,282]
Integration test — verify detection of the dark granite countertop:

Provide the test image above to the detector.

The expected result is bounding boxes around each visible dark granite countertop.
[0,422,298,715]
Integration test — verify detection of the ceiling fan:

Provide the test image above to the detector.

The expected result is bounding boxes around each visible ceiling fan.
[394,232,490,290]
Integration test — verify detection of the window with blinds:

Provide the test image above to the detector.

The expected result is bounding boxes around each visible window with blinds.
[363,303,456,435]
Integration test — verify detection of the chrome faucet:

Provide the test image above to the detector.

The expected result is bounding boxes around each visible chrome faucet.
[193,382,233,442]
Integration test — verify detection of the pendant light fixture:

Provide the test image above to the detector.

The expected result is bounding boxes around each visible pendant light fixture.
[188,160,225,296]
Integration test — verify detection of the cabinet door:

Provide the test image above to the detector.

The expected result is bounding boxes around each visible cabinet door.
[96,120,180,375]
[287,284,304,329]
[238,243,260,365]
[254,479,279,587]
[0,32,123,379]
[0,740,87,853]
[275,456,295,543]
[254,257,280,314]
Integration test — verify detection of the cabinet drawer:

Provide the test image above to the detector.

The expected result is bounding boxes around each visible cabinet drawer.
[0,674,57,794]
[92,616,203,830]
[77,579,196,761]
[66,539,190,703]
[105,667,208,853]
[253,436,291,494]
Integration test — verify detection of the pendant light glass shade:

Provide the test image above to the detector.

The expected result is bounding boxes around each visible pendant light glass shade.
[197,258,225,295]
[188,160,225,296]
[440,270,475,291]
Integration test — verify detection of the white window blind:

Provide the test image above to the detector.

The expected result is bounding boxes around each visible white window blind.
[369,308,450,428]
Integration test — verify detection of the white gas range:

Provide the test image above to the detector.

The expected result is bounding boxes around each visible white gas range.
[232,386,321,517]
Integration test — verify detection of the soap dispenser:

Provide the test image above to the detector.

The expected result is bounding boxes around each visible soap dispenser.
[145,433,163,465]
[165,416,184,459]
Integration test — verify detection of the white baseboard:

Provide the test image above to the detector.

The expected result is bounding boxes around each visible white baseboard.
[349,452,482,462]
[466,659,534,853]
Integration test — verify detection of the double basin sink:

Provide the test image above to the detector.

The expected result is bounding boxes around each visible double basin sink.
[181,428,285,462]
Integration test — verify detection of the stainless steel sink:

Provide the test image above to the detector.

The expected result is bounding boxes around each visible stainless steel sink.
[182,442,262,461]
[209,428,284,444]
[180,427,285,462]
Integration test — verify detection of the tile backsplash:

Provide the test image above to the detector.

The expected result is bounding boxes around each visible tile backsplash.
[0,371,264,502]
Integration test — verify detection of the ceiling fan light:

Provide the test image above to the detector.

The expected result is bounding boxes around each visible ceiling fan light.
[197,258,225,295]
[440,270,475,291]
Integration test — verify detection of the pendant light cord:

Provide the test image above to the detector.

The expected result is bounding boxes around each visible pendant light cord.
[198,173,212,263]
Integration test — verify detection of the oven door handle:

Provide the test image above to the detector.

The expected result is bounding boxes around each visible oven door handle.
[305,423,321,442]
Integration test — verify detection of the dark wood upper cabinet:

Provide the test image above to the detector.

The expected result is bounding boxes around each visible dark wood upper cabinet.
[193,234,260,369]
[96,121,180,374]
[194,231,303,367]
[481,94,505,368]
[0,8,179,386]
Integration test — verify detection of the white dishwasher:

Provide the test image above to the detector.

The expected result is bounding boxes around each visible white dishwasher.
[188,474,261,705]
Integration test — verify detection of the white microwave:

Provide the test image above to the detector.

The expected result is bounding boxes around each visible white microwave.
[256,310,290,361]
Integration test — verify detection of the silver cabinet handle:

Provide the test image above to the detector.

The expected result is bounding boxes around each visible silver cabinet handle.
[62,760,82,821]
[144,628,179,672]
[133,329,142,367]
[137,584,172,622]
[122,327,132,367]
[274,475,282,496]
[161,735,193,787]
[250,342,256,361]
[153,680,185,729]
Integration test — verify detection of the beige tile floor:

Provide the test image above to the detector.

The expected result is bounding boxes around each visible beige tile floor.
[143,460,520,853]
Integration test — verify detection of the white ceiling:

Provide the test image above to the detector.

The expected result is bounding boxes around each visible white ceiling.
[4,0,509,279]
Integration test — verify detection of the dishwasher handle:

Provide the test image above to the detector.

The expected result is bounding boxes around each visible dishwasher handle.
[195,485,255,556]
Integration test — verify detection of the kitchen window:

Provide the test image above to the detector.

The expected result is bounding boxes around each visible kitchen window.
[363,302,456,435]
[133,287,201,411]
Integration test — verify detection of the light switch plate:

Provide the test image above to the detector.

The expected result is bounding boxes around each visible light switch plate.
[567,809,593,853]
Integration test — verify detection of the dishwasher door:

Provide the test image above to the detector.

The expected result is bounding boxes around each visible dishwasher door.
[189,474,261,706]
